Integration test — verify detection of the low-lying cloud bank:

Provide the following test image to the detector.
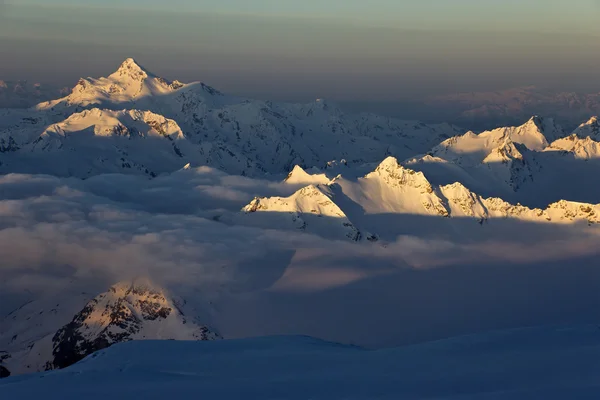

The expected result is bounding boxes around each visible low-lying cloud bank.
[1,169,599,349]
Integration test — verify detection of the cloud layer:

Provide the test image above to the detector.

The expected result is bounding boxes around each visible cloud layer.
[1,169,599,349]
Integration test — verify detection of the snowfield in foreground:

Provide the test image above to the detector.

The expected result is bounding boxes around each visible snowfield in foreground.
[2,325,600,399]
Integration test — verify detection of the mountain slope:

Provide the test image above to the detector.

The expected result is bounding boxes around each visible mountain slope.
[234,158,600,241]
[402,116,600,206]
[402,117,556,193]
[547,134,600,159]
[0,107,256,178]
[37,58,187,112]
[1,280,219,376]
[238,184,366,241]
[573,116,600,140]
[284,165,332,186]
[2,326,599,399]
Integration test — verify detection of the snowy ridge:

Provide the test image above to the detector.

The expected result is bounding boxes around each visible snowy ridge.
[431,116,563,157]
[237,159,600,242]
[547,134,600,159]
[441,182,600,224]
[358,156,449,216]
[402,116,600,201]
[241,184,364,241]
[43,108,186,140]
[1,280,219,376]
[365,158,600,224]
[402,114,600,206]
[37,58,187,112]
[419,123,539,191]
[2,325,600,399]
[284,165,332,185]
[0,107,256,178]
[573,116,600,140]
[1,58,462,177]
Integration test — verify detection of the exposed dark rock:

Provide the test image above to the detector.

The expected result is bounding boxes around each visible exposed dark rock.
[48,281,220,371]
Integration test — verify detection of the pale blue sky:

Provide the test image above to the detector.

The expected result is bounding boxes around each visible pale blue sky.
[2,0,600,103]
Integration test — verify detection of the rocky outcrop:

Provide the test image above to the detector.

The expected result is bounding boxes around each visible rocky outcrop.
[49,280,219,370]
[0,280,221,373]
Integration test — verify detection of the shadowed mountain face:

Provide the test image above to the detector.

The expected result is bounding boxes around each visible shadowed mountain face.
[51,280,220,370]
[1,280,220,376]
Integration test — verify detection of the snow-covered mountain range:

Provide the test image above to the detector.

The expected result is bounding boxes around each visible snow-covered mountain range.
[1,58,598,205]
[235,158,600,242]
[2,58,600,382]
[405,115,600,206]
[0,59,460,178]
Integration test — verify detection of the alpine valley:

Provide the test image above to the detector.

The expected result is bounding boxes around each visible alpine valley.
[1,60,600,398]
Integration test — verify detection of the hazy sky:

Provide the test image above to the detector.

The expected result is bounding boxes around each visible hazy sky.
[2,0,600,102]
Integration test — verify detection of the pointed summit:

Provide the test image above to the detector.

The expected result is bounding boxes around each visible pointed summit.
[118,58,146,71]
[523,115,553,135]
[109,58,153,81]
[527,115,544,127]
[375,156,402,171]
[241,185,362,241]
[284,165,331,185]
[368,157,437,194]
[519,115,564,144]
[573,116,600,140]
